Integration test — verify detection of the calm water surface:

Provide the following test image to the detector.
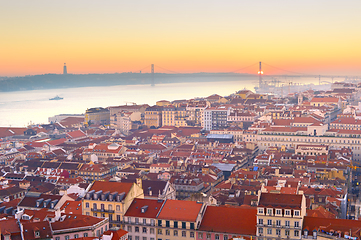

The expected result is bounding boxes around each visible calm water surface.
[0,79,257,127]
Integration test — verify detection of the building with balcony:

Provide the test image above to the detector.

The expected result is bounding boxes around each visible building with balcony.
[256,192,306,240]
[124,198,164,240]
[82,180,144,228]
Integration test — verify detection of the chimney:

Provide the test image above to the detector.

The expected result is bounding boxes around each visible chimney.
[136,178,142,189]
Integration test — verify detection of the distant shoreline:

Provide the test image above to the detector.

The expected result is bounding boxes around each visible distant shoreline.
[0,72,258,93]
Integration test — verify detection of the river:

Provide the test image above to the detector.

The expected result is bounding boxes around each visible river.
[0,78,259,127]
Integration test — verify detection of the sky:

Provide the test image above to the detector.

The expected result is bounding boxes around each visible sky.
[1,0,361,76]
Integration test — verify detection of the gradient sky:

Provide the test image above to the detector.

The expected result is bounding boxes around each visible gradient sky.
[1,0,361,76]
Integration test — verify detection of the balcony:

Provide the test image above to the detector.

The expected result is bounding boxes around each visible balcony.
[91,208,115,213]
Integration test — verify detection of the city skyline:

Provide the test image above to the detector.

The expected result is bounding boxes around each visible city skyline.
[1,0,361,76]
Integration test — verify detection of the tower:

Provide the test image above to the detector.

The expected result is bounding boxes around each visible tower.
[298,93,303,105]
[258,61,263,88]
[63,63,67,75]
[151,64,154,86]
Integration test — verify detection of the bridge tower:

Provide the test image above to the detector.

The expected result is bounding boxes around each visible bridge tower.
[258,61,263,88]
[151,64,154,86]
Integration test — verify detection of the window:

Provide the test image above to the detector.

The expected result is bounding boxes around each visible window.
[143,237,147,240]
[135,236,139,240]
[74,234,79,238]
[285,230,290,236]
[116,205,120,211]
[295,221,299,228]
[215,234,219,240]
[267,229,272,235]
[109,214,113,221]
[65,236,69,240]
[182,231,186,237]
[198,233,203,239]
[84,233,88,237]
[267,209,273,215]
[166,221,170,227]
[174,221,178,228]
[206,233,211,239]
[158,229,163,235]
[93,212,97,217]
[223,235,228,240]
[174,230,178,236]
[276,209,281,215]
[182,222,186,229]
[258,228,263,234]
[276,229,281,236]
[285,210,291,216]
[135,218,139,224]
[129,236,132,240]
[285,221,290,227]
[117,215,121,222]
[190,232,194,238]
[267,219,272,226]
[97,230,100,237]
[294,230,299,237]
[143,227,147,233]
[190,223,194,229]
[135,227,139,233]
[294,210,300,216]
[151,219,155,226]
[166,230,170,236]
[276,220,281,226]
[86,202,89,208]
[93,203,97,210]
[109,204,112,211]
[150,228,154,234]
[56,238,60,240]
[258,218,263,225]
[128,226,132,232]
[143,219,147,225]
[158,220,162,227]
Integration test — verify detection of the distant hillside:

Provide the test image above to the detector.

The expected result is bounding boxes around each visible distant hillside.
[0,73,253,92]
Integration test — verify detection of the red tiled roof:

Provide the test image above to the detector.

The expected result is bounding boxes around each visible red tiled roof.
[88,181,133,196]
[157,199,203,222]
[199,205,256,235]
[258,193,302,209]
[124,198,164,218]
[51,214,105,231]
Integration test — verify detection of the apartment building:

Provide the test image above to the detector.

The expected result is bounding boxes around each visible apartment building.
[124,198,164,240]
[144,106,163,128]
[162,106,189,127]
[203,106,230,131]
[82,180,144,228]
[156,200,206,240]
[256,192,306,240]
[85,107,110,126]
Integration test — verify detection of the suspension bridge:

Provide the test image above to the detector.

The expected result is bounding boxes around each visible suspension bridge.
[134,62,361,89]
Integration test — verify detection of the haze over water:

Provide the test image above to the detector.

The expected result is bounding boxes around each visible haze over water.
[0,74,326,127]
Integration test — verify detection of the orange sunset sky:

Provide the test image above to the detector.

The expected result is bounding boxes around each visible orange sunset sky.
[1,0,361,76]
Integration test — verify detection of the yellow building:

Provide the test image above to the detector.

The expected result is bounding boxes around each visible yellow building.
[82,179,144,228]
[144,106,163,128]
[156,100,171,107]
[162,106,189,127]
[85,107,110,126]
[256,192,306,240]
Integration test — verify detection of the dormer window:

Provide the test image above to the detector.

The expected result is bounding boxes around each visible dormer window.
[267,208,273,215]
[285,210,291,216]
[294,210,300,216]
[258,208,264,214]
[35,230,40,238]
[275,209,281,215]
